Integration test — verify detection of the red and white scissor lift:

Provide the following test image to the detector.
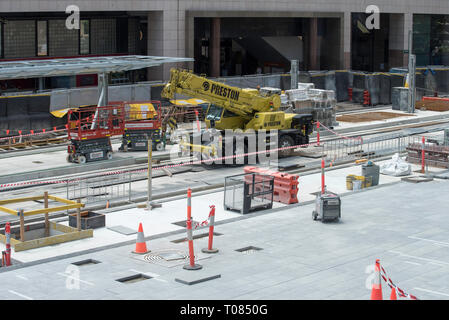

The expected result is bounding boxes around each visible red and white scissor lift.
[66,104,125,164]
[109,100,166,152]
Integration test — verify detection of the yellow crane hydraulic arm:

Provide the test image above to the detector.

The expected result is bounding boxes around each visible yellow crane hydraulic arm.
[161,69,281,120]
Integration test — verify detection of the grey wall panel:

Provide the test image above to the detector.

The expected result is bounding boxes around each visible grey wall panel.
[50,91,70,112]
[281,75,291,90]
[0,100,7,117]
[324,72,337,95]
[335,71,349,102]
[379,74,391,105]
[30,113,52,130]
[310,73,326,89]
[28,96,51,113]
[133,84,152,101]
[366,74,380,106]
[150,85,165,101]
[298,72,311,84]
[6,97,29,117]
[109,86,133,102]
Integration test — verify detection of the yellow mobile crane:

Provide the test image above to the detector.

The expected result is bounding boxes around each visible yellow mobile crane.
[161,69,314,162]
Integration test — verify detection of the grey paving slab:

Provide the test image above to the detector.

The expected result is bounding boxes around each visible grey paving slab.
[2,180,449,299]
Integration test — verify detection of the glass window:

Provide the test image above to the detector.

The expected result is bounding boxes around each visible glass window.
[37,20,48,56]
[206,104,223,121]
[80,20,90,55]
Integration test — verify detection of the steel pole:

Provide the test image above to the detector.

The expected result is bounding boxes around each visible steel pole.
[147,138,152,209]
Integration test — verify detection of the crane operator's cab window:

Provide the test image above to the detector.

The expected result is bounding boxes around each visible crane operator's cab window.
[206,104,238,121]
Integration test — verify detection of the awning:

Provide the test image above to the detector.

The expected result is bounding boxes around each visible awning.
[0,55,194,80]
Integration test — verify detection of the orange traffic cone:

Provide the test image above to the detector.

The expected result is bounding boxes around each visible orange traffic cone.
[132,223,150,254]
[370,259,383,300]
[390,287,397,300]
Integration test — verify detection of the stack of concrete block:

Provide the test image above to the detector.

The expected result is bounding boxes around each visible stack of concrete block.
[283,83,338,128]
[260,87,282,96]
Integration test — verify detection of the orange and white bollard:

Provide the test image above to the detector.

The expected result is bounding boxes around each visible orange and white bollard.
[183,219,203,270]
[183,188,202,270]
[202,205,218,254]
[5,222,11,266]
[187,188,192,220]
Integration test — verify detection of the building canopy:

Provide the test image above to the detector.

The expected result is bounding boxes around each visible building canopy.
[0,55,194,80]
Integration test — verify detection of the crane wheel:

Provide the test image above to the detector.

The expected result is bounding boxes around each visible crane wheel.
[77,155,87,164]
[156,143,165,151]
[279,135,295,157]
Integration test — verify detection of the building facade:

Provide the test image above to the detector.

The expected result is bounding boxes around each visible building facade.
[0,0,448,90]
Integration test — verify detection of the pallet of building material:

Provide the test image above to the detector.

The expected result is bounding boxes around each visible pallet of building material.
[406,143,449,168]
[416,98,449,112]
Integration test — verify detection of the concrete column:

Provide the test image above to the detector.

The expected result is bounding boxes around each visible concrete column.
[210,18,221,77]
[389,13,413,68]
[309,17,318,70]
[342,12,351,69]
[147,11,164,81]
[147,9,188,81]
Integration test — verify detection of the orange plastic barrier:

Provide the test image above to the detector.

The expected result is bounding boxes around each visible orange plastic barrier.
[244,166,299,204]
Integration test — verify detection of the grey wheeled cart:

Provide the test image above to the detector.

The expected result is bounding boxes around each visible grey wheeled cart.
[312,192,341,222]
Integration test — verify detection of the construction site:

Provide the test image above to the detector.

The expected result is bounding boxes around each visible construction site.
[0,0,449,309]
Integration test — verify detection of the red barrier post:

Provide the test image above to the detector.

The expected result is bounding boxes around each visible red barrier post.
[316,121,320,147]
[421,136,425,174]
[5,222,11,266]
[202,205,218,254]
[183,219,203,270]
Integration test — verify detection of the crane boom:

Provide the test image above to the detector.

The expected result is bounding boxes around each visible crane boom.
[161,69,281,120]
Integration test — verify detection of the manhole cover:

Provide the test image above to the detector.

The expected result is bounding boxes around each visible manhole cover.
[143,249,188,263]
[158,252,186,261]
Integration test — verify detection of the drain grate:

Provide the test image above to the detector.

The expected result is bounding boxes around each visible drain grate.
[171,232,223,243]
[71,259,101,266]
[116,274,152,284]
[235,246,263,254]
